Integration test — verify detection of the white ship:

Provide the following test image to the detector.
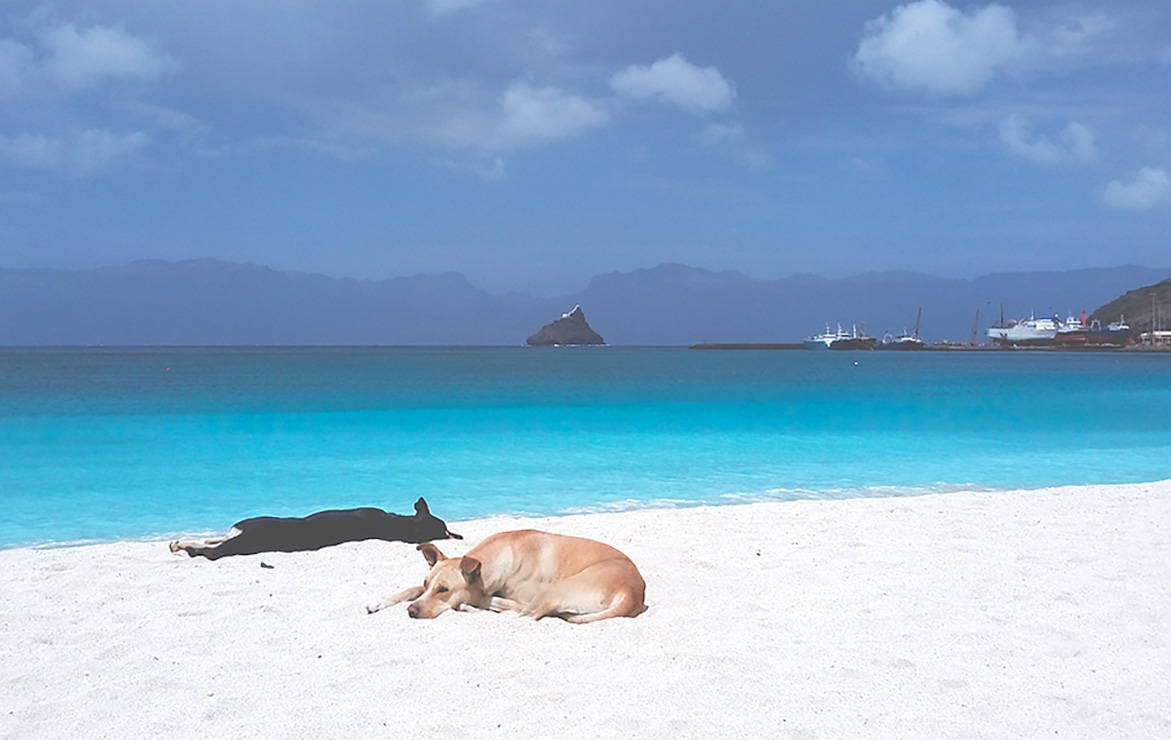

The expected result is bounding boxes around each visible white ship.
[804,323,877,350]
[987,312,1059,345]
[881,308,926,350]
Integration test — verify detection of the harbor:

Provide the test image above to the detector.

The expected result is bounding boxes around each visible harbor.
[692,301,1171,351]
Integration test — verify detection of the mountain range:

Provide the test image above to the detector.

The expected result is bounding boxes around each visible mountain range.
[1,259,1167,345]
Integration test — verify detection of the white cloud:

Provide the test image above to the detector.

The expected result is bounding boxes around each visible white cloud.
[695,122,769,169]
[854,0,1030,94]
[40,23,177,91]
[999,115,1096,166]
[1047,13,1114,58]
[495,82,609,148]
[0,129,148,175]
[319,79,609,154]
[122,101,207,134]
[0,40,34,98]
[610,53,734,114]
[73,129,149,173]
[436,153,508,181]
[469,155,506,181]
[696,122,743,146]
[424,0,488,17]
[527,28,564,57]
[1103,168,1171,211]
[0,133,61,168]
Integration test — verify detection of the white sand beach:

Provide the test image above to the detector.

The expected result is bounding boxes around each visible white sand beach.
[3,481,1170,738]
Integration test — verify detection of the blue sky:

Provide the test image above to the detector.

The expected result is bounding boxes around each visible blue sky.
[1,0,1169,295]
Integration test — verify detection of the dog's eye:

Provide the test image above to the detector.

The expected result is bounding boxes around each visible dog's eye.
[436,586,449,594]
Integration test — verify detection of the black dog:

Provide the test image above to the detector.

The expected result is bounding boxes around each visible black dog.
[169,497,462,560]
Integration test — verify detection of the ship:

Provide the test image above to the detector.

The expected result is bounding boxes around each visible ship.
[1086,315,1132,345]
[987,309,1059,346]
[804,323,878,350]
[1055,311,1089,346]
[880,308,926,350]
[1056,311,1133,346]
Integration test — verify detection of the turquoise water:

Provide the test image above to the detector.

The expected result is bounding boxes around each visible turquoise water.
[1,347,1169,548]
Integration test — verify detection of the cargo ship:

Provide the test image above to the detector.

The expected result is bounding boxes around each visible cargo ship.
[880,308,926,350]
[987,312,1059,346]
[804,323,878,350]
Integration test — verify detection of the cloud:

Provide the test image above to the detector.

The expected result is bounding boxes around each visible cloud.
[527,28,565,57]
[40,23,177,91]
[998,116,1096,166]
[313,79,609,156]
[424,0,488,17]
[1046,13,1114,58]
[0,129,148,175]
[495,82,610,148]
[121,101,208,135]
[0,40,34,98]
[696,122,743,146]
[73,129,149,173]
[1102,168,1171,211]
[436,153,508,181]
[610,53,734,114]
[854,0,1029,94]
[695,122,769,168]
[0,133,60,169]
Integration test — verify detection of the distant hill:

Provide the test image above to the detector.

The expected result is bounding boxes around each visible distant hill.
[562,263,1171,345]
[1,259,1168,345]
[1091,276,1171,333]
[0,260,549,345]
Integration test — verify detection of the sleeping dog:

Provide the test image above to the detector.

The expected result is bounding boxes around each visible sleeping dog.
[169,497,461,560]
[367,529,646,624]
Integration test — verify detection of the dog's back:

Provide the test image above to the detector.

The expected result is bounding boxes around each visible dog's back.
[472,529,647,622]
[472,529,637,574]
[234,508,399,552]
[171,498,460,560]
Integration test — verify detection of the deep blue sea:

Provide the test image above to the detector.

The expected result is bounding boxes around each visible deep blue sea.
[1,347,1169,548]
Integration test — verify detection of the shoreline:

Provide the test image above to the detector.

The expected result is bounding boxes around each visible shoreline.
[690,341,1171,352]
[4,479,1170,736]
[7,477,1170,552]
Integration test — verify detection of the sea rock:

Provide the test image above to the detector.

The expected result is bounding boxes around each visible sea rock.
[526,305,605,346]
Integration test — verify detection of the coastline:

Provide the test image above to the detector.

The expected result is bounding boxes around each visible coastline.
[3,480,1170,737]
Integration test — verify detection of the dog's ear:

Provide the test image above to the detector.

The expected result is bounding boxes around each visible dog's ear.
[459,556,481,584]
[417,543,445,566]
[414,497,430,516]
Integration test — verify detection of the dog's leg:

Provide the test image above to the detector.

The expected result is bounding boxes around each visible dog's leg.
[517,593,563,621]
[487,596,524,613]
[170,527,240,555]
[172,543,222,560]
[169,538,204,554]
[169,540,217,558]
[366,585,424,615]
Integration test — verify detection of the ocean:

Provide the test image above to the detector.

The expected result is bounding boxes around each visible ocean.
[1,346,1169,548]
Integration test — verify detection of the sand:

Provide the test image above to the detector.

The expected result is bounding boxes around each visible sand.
[3,481,1170,738]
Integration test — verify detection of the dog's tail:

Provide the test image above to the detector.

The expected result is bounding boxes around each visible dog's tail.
[564,590,646,624]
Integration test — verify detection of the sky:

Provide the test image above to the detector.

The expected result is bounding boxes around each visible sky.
[1,0,1169,295]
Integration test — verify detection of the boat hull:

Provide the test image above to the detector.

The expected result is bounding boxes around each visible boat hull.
[804,337,876,350]
[987,322,1058,346]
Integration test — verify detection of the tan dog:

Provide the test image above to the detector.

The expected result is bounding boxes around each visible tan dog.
[367,529,646,624]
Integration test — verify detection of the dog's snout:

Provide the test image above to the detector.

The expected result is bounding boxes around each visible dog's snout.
[407,602,420,618]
